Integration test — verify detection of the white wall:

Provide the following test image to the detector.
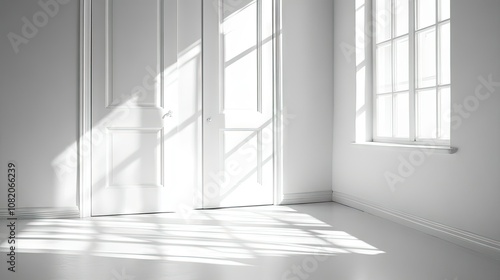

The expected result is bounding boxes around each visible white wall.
[333,0,500,242]
[281,0,334,197]
[0,0,79,209]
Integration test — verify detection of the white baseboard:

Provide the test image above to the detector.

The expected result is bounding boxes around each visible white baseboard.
[280,191,333,205]
[332,191,500,261]
[0,207,80,219]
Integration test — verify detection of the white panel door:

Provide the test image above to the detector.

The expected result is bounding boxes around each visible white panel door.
[91,0,179,216]
[203,0,274,208]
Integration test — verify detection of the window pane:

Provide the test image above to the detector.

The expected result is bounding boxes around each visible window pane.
[439,22,450,85]
[417,89,437,139]
[416,0,436,30]
[394,36,409,91]
[376,0,392,43]
[439,87,451,140]
[439,0,450,21]
[394,92,409,138]
[417,27,437,88]
[376,42,392,93]
[377,94,393,137]
[395,0,409,36]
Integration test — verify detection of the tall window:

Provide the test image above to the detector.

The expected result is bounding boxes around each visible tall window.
[374,0,450,144]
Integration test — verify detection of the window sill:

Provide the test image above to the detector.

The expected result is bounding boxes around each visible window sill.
[352,142,458,154]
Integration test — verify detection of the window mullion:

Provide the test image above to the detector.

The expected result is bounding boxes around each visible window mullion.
[409,0,416,141]
[372,0,378,140]
[391,0,395,137]
[435,0,440,139]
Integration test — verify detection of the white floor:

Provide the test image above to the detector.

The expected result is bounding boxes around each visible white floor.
[1,202,499,280]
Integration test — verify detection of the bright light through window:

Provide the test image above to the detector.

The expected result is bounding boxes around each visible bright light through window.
[374,0,451,143]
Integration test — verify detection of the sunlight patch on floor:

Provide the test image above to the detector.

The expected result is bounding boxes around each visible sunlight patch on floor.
[0,207,385,265]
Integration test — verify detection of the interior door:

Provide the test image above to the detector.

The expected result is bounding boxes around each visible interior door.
[203,0,274,208]
[91,0,179,216]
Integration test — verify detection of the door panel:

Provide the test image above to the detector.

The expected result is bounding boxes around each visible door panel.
[203,0,274,208]
[106,0,162,108]
[107,128,163,187]
[91,0,178,216]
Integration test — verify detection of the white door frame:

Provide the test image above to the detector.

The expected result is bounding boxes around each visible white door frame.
[77,0,283,218]
[79,0,92,218]
[271,0,284,208]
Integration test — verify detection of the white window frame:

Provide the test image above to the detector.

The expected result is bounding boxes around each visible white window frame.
[372,0,451,146]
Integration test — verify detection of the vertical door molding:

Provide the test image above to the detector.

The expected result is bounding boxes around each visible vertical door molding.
[273,0,284,205]
[79,0,92,218]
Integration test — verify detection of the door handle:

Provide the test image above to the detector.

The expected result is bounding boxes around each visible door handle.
[206,117,212,122]
[162,110,173,119]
